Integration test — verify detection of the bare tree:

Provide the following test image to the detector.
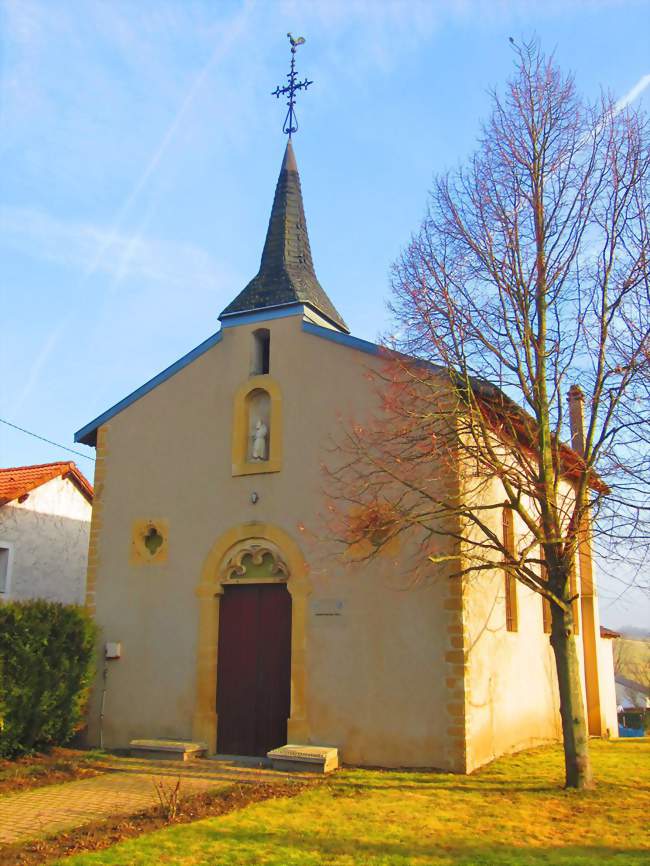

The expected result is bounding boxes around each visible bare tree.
[614,637,650,693]
[326,42,650,789]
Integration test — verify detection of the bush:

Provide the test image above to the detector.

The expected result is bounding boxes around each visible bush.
[0,600,98,758]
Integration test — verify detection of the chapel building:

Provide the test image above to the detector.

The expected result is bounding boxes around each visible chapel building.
[76,140,618,772]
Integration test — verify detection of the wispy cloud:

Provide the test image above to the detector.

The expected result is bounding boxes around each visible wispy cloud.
[0,206,229,293]
[8,323,66,419]
[616,73,650,111]
[84,4,254,282]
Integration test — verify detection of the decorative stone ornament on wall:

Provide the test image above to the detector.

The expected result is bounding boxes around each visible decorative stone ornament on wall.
[130,519,169,565]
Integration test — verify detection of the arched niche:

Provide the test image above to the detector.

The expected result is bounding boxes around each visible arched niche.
[246,388,271,461]
[193,523,311,754]
[232,376,282,476]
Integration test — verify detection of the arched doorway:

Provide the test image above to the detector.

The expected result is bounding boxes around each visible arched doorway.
[193,523,311,755]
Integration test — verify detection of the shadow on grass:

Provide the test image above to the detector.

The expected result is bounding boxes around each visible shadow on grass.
[191,825,649,866]
[335,776,649,796]
[330,779,564,794]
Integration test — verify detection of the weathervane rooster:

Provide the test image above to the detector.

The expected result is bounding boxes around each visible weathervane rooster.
[272,32,312,137]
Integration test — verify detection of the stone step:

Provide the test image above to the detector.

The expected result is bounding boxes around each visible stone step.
[129,738,206,761]
[267,744,339,774]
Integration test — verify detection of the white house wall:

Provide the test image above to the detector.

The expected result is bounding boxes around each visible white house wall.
[0,475,92,605]
[598,638,619,730]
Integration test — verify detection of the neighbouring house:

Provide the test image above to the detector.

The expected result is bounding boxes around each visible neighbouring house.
[616,676,650,711]
[0,462,93,605]
[615,674,648,737]
[74,140,618,772]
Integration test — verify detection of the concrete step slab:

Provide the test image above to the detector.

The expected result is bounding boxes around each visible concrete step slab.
[267,744,339,774]
[129,738,206,761]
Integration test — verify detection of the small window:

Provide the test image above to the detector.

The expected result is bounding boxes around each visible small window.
[144,526,164,556]
[251,328,270,375]
[502,507,518,632]
[0,545,11,594]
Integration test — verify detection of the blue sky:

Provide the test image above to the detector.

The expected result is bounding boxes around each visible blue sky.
[1,0,649,627]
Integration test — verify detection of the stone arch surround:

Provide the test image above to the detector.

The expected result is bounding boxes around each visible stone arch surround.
[192,522,312,753]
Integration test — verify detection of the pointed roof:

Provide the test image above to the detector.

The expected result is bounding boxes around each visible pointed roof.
[220,140,349,332]
[0,461,93,506]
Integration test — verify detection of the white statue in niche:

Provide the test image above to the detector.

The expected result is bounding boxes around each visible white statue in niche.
[251,419,268,460]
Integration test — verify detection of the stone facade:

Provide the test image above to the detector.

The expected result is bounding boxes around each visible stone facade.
[80,316,463,768]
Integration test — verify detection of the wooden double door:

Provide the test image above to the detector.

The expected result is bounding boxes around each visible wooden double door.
[216,583,292,757]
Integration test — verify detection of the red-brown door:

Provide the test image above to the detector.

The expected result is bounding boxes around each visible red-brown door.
[216,583,292,756]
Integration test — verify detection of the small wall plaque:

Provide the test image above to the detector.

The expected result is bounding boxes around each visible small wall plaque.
[311,598,344,617]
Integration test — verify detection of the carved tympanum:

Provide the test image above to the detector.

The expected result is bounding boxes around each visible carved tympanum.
[222,542,289,582]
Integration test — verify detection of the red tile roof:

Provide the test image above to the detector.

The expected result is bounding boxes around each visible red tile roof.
[600,626,621,639]
[0,462,93,507]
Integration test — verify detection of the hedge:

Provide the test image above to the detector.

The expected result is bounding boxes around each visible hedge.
[0,599,98,758]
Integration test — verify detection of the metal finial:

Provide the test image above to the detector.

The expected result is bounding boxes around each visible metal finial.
[271,33,312,138]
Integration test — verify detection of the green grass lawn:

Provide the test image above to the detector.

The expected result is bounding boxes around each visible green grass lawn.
[58,740,649,866]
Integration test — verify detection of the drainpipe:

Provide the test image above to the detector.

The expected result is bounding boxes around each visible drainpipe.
[99,662,108,751]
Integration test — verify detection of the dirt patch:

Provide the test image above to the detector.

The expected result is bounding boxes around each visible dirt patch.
[0,749,105,797]
[0,780,314,865]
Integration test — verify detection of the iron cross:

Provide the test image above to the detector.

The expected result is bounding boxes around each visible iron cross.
[272,33,312,138]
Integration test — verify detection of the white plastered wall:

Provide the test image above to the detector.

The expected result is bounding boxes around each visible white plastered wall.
[597,637,619,736]
[0,475,91,605]
[462,475,591,771]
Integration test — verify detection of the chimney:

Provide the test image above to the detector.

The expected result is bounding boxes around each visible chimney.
[568,384,585,455]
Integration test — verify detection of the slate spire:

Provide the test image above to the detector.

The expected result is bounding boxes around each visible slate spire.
[219,140,348,332]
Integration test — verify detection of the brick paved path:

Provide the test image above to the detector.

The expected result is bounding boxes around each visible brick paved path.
[0,756,300,845]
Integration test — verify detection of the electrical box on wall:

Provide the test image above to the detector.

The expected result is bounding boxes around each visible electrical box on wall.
[105,642,122,659]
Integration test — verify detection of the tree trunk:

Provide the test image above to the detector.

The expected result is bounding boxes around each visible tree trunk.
[550,602,594,789]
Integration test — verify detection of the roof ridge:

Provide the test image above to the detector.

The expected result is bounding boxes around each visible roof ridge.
[0,462,93,506]
[0,460,74,473]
